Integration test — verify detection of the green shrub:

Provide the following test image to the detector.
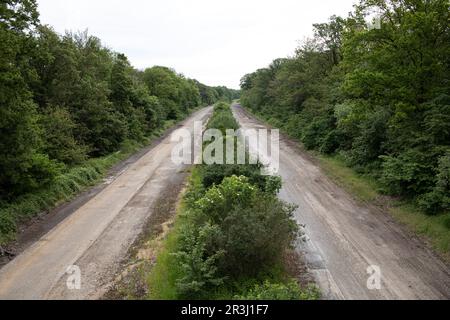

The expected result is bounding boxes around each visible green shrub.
[379,148,440,197]
[200,164,280,195]
[173,222,225,299]
[235,280,320,300]
[214,101,229,112]
[418,152,450,215]
[423,95,450,146]
[265,175,283,195]
[348,110,389,166]
[319,130,340,154]
[39,106,88,165]
[191,176,299,277]
[152,101,307,300]
[284,114,304,140]
[174,175,299,291]
[207,102,239,134]
[444,215,450,230]
[418,191,448,215]
[195,176,257,224]
[216,196,298,276]
[302,117,334,150]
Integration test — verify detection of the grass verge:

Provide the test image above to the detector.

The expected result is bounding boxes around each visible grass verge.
[146,168,202,300]
[317,154,449,256]
[244,107,450,259]
[0,119,176,246]
[146,167,319,300]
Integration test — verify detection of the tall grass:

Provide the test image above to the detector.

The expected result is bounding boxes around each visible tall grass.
[146,169,203,299]
[207,101,239,133]
[246,108,450,258]
[0,120,176,245]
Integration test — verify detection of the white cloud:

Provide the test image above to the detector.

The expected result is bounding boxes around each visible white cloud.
[36,0,356,89]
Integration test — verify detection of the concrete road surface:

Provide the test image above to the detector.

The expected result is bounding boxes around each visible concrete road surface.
[232,104,450,300]
[0,107,212,300]
[1,103,448,300]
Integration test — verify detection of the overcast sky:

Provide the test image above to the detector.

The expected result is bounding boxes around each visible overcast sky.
[36,0,357,89]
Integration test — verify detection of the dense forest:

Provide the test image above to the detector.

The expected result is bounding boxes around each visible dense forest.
[0,0,238,242]
[241,0,450,216]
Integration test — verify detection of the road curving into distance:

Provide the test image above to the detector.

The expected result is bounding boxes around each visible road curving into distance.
[232,103,450,300]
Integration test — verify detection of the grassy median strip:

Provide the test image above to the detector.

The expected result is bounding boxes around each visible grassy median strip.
[145,102,319,300]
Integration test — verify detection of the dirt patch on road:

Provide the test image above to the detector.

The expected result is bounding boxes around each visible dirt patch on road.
[103,172,189,300]
[283,248,316,289]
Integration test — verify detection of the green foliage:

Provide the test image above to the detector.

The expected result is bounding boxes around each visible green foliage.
[0,0,39,32]
[207,102,239,133]
[110,53,134,114]
[418,152,450,215]
[235,280,320,300]
[210,183,298,276]
[379,147,444,198]
[347,109,389,168]
[240,0,450,216]
[0,149,119,243]
[173,222,225,299]
[201,103,282,195]
[302,116,334,150]
[0,1,237,241]
[149,104,307,300]
[423,95,450,145]
[142,66,201,120]
[172,175,300,298]
[201,165,280,196]
[195,175,258,223]
[0,0,58,198]
[193,81,240,106]
[39,106,88,164]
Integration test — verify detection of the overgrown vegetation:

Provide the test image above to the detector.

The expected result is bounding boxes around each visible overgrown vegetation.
[146,102,319,300]
[0,0,239,244]
[0,126,171,245]
[240,0,449,242]
[317,153,450,254]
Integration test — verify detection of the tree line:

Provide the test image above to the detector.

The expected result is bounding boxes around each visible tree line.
[0,0,239,201]
[240,0,449,215]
